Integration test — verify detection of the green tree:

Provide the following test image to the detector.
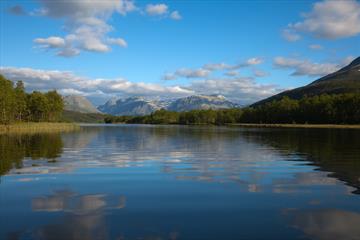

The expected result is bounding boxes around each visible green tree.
[14,81,28,121]
[0,75,16,124]
[46,90,64,122]
[28,91,50,122]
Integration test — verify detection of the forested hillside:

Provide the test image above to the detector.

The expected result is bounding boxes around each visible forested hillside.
[253,57,360,106]
[0,75,64,124]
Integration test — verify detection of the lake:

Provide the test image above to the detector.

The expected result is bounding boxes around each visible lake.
[1,124,360,240]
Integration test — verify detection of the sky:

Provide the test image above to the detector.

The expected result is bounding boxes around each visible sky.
[0,0,359,105]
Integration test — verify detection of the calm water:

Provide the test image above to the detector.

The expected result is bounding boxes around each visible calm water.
[1,125,360,240]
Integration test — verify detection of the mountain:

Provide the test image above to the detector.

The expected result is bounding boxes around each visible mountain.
[167,95,239,112]
[253,57,360,106]
[61,110,105,123]
[98,97,161,116]
[99,95,239,116]
[63,95,101,114]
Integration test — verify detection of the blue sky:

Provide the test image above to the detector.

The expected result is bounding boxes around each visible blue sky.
[0,0,359,105]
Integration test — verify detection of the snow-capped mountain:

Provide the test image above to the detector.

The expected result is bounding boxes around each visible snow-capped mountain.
[98,97,162,116]
[98,95,239,116]
[167,94,239,112]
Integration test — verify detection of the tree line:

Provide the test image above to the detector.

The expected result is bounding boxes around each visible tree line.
[0,75,64,124]
[105,93,360,125]
[0,133,63,175]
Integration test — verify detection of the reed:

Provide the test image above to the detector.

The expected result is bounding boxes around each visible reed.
[0,122,80,134]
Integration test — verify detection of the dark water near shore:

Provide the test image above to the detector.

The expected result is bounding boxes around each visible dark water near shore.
[1,124,360,240]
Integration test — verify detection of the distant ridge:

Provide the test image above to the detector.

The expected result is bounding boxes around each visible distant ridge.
[167,94,239,112]
[98,97,161,116]
[98,95,239,116]
[252,57,360,106]
[63,95,101,114]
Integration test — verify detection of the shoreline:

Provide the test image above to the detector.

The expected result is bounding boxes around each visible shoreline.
[228,123,360,129]
[103,122,360,129]
[0,122,80,134]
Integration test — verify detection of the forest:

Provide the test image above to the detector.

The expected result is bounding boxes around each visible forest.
[0,74,64,124]
[105,93,360,125]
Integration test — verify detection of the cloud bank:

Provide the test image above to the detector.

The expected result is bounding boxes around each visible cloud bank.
[164,58,264,80]
[273,56,354,77]
[0,66,280,105]
[11,0,181,57]
[284,0,360,41]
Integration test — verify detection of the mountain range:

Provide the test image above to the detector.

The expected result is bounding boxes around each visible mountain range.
[98,95,240,116]
[64,56,360,116]
[64,94,240,116]
[63,95,101,114]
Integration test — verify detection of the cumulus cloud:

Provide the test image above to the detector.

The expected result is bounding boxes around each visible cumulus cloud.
[145,4,181,20]
[246,57,263,65]
[0,66,194,104]
[175,68,211,78]
[34,36,65,48]
[29,0,136,57]
[282,29,301,42]
[204,58,263,71]
[170,11,182,20]
[107,37,128,47]
[146,3,168,16]
[203,63,232,71]
[166,58,264,80]
[285,0,360,40]
[273,56,354,77]
[189,76,280,104]
[225,71,239,77]
[0,66,280,105]
[22,1,181,56]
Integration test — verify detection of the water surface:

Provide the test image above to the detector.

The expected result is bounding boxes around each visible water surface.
[1,125,360,240]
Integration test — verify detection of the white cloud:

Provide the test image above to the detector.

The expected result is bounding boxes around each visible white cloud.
[170,11,182,20]
[225,71,239,77]
[175,68,211,78]
[107,38,128,47]
[0,66,281,105]
[27,1,180,56]
[166,58,264,80]
[31,0,136,57]
[246,57,263,65]
[34,37,65,48]
[286,0,360,39]
[146,3,168,16]
[282,29,301,42]
[190,77,280,104]
[203,62,232,71]
[57,45,80,57]
[273,56,353,77]
[0,67,194,104]
[204,58,263,71]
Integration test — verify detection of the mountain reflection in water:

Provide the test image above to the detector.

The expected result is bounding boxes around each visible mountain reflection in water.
[0,125,359,240]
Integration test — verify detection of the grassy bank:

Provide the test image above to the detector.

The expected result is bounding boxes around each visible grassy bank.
[0,122,80,134]
[229,123,360,129]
